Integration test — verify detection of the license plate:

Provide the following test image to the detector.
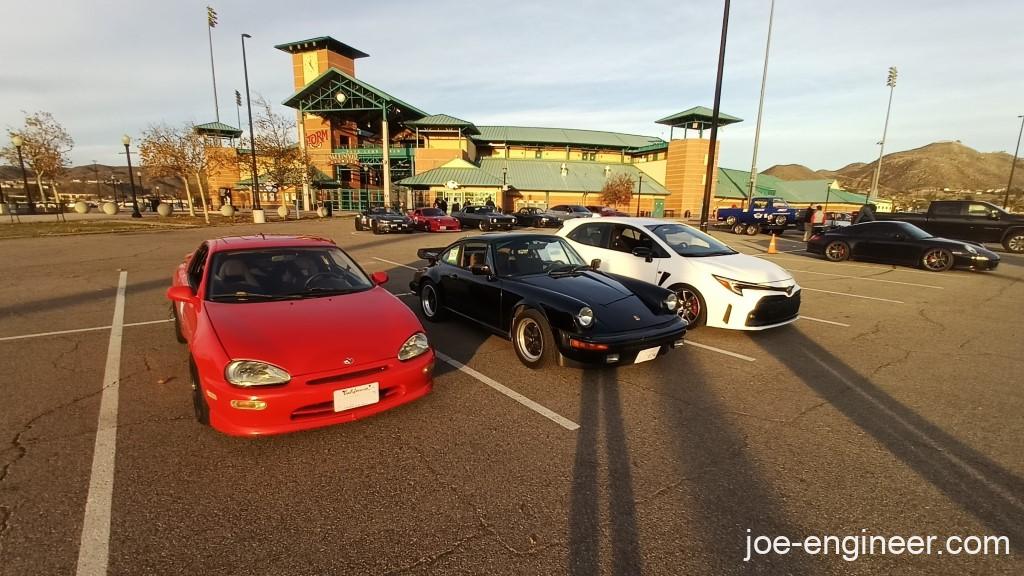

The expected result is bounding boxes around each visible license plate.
[634,346,660,364]
[439,226,446,230]
[333,382,380,412]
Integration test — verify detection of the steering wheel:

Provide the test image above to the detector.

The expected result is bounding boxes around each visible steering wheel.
[303,272,336,290]
[544,260,567,272]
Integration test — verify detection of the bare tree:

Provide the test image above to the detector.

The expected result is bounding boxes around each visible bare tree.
[601,173,635,208]
[139,123,211,222]
[251,96,314,204]
[1,111,74,205]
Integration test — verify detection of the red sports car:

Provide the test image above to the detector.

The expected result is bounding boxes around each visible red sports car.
[166,235,434,436]
[407,207,461,232]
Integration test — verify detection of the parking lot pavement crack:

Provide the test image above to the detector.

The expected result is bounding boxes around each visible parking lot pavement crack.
[851,319,884,343]
[869,348,914,379]
[916,308,947,332]
[377,530,489,576]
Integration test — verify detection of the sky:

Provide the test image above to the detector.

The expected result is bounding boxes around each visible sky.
[1,0,1022,171]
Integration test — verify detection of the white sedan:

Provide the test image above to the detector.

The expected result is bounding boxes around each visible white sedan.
[558,217,800,330]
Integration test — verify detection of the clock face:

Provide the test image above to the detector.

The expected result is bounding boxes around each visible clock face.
[302,52,318,84]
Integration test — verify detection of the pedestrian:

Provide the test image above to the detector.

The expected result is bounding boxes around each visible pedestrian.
[451,200,461,213]
[853,203,877,225]
[812,204,826,233]
[433,197,440,210]
[803,205,817,242]
[440,197,448,214]
[485,196,495,209]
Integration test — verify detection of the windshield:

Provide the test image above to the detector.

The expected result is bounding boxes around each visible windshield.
[895,222,933,240]
[646,223,737,257]
[206,247,373,302]
[493,237,587,276]
[420,208,443,216]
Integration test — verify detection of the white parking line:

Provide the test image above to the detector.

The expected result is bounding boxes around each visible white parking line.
[0,319,173,342]
[434,351,580,431]
[799,315,851,327]
[372,257,418,270]
[802,287,904,304]
[75,271,126,576]
[684,340,756,362]
[788,268,944,289]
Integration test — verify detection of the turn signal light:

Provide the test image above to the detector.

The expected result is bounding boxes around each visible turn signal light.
[569,339,609,351]
[672,339,685,349]
[230,399,267,411]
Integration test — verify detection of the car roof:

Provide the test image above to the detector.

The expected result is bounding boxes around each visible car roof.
[562,216,668,228]
[469,232,562,243]
[206,235,335,253]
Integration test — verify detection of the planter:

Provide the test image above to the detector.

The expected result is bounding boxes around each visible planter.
[101,202,119,215]
[74,201,90,214]
[252,209,266,224]
[157,203,173,216]
[277,205,289,218]
[316,207,327,218]
[220,204,235,217]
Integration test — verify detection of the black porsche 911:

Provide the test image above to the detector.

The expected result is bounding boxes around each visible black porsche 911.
[355,206,414,234]
[807,221,1000,272]
[409,233,687,368]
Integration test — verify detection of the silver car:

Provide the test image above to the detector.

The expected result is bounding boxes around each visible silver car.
[547,204,594,220]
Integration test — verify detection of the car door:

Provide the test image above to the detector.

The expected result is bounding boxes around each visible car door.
[451,241,501,326]
[565,221,613,266]
[180,242,210,339]
[607,224,668,283]
[924,202,963,239]
[436,243,467,314]
[965,202,1003,243]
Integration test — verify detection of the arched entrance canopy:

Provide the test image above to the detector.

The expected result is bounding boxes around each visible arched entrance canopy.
[281,68,427,128]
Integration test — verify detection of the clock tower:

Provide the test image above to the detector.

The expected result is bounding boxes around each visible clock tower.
[274,36,370,89]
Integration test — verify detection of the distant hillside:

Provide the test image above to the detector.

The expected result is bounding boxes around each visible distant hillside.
[763,164,821,181]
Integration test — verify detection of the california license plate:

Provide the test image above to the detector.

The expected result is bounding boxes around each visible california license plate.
[634,346,660,364]
[333,382,380,412]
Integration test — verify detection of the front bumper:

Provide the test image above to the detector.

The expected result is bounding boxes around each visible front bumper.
[555,320,686,365]
[482,221,515,230]
[376,221,413,233]
[706,284,801,331]
[954,254,1000,271]
[427,220,461,232]
[205,351,434,436]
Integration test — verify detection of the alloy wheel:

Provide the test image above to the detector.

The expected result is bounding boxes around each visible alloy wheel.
[422,284,438,317]
[923,248,952,271]
[677,289,701,324]
[826,242,847,261]
[516,318,544,362]
[1008,234,1024,253]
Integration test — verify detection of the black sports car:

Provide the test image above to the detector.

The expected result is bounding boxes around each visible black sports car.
[514,206,563,228]
[410,233,687,368]
[807,221,1000,272]
[452,205,517,231]
[355,207,414,234]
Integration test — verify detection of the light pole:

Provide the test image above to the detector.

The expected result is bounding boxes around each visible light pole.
[636,173,643,216]
[868,66,898,202]
[746,0,775,210]
[207,6,220,122]
[11,134,34,213]
[123,135,141,218]
[699,0,732,232]
[241,33,263,221]
[1003,115,1024,210]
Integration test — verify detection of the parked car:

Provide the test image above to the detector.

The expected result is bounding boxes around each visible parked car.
[587,205,630,217]
[410,233,686,368]
[716,197,798,235]
[548,204,594,220]
[559,218,800,330]
[874,200,1024,253]
[514,206,563,228]
[452,205,517,231]
[407,207,461,232]
[166,235,433,435]
[807,221,1000,272]
[355,206,414,234]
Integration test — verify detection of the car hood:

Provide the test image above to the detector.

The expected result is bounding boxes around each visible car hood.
[424,215,458,221]
[374,214,407,221]
[205,287,424,376]
[927,236,1000,256]
[689,252,794,285]
[512,271,634,306]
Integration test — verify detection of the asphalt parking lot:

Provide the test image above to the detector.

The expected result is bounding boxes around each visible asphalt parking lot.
[1,218,1022,575]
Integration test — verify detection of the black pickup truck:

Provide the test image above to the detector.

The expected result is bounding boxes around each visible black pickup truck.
[876,200,1024,253]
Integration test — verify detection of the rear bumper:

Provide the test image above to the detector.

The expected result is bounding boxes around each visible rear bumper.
[206,351,434,436]
[556,321,686,365]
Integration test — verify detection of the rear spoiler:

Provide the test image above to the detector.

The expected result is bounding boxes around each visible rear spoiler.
[416,247,445,264]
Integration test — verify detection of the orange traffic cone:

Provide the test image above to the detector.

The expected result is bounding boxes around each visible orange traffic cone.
[767,233,778,254]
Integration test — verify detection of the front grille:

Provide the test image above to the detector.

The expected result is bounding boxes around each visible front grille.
[290,385,399,420]
[307,365,387,386]
[746,291,800,327]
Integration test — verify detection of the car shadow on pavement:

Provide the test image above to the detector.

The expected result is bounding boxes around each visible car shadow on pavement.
[755,328,1024,544]
[568,367,641,576]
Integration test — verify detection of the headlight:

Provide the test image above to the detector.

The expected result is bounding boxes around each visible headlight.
[490,217,497,223]
[713,274,745,296]
[398,332,430,361]
[224,360,291,387]
[664,293,679,312]
[964,244,978,255]
[576,306,595,327]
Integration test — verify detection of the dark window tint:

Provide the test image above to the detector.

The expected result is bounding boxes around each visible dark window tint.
[568,222,610,248]
[931,203,961,216]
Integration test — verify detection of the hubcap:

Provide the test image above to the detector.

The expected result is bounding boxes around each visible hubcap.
[1009,235,1024,252]
[516,318,543,361]
[677,289,700,323]
[925,249,949,270]
[422,285,437,316]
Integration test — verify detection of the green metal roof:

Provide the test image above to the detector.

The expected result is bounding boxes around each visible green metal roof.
[398,164,503,188]
[281,67,428,118]
[716,167,866,204]
[627,142,669,155]
[194,122,242,138]
[656,106,743,128]
[474,126,664,150]
[404,114,478,134]
[273,36,369,59]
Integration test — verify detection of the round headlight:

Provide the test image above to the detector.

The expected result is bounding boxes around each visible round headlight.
[398,332,430,361]
[490,217,497,223]
[577,306,595,327]
[664,293,679,312]
[224,360,291,387]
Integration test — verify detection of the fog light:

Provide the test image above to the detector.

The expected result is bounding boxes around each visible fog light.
[230,399,267,411]
[672,339,685,349]
[605,354,620,363]
[423,361,434,375]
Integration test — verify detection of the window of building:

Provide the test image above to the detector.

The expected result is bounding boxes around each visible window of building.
[535,149,543,159]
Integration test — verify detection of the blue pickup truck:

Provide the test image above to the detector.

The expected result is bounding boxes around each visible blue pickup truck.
[716,197,798,235]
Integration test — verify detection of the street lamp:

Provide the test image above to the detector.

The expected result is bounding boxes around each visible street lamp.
[868,66,898,202]
[241,32,263,222]
[1003,115,1024,210]
[699,0,732,232]
[122,135,141,218]
[636,173,644,217]
[11,133,34,213]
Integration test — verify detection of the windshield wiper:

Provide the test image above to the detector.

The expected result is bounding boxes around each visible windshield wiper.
[211,291,287,301]
[548,263,591,276]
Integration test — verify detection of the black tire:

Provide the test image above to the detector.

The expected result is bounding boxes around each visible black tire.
[732,223,746,235]
[419,281,447,322]
[773,214,788,226]
[745,224,759,236]
[355,218,363,231]
[725,215,738,226]
[670,283,706,328]
[921,247,954,272]
[512,309,560,369]
[171,304,186,343]
[479,222,489,231]
[1003,231,1024,253]
[371,221,380,235]
[825,240,850,262]
[189,359,210,426]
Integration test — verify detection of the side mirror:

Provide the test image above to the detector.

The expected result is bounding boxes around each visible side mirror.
[370,271,389,285]
[989,211,1000,220]
[470,265,492,276]
[166,285,197,304]
[631,246,654,263]
[590,258,601,270]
